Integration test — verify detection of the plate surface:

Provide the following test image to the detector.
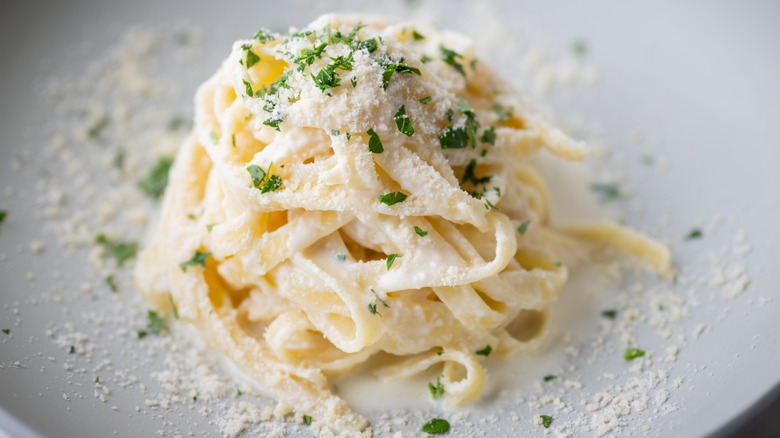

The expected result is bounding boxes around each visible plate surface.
[1,1,779,437]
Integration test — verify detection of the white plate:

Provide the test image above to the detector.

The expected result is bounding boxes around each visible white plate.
[1,1,779,437]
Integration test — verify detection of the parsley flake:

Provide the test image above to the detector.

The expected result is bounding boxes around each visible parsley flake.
[422,418,450,435]
[303,415,312,426]
[624,347,646,361]
[544,374,557,382]
[105,275,118,292]
[138,157,173,199]
[414,226,428,237]
[331,129,340,136]
[95,234,137,266]
[481,126,496,145]
[517,220,531,235]
[428,377,445,399]
[591,183,621,201]
[540,415,553,428]
[245,49,260,68]
[252,28,275,42]
[169,293,179,319]
[476,345,492,356]
[312,66,341,92]
[393,105,415,137]
[494,103,513,121]
[370,288,390,308]
[380,61,421,91]
[412,30,425,41]
[419,96,432,104]
[440,46,466,79]
[179,251,211,272]
[439,127,469,149]
[1,329,9,335]
[366,128,384,153]
[461,159,491,186]
[247,164,266,188]
[351,76,357,87]
[337,254,347,262]
[685,228,703,240]
[368,303,380,316]
[145,310,164,335]
[572,40,588,56]
[602,309,617,320]
[386,254,397,270]
[0,210,6,226]
[242,79,254,97]
[378,192,408,206]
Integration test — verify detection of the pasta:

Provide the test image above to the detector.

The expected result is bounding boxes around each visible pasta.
[134,14,671,435]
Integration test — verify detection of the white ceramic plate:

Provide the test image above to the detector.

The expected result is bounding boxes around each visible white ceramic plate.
[1,1,779,437]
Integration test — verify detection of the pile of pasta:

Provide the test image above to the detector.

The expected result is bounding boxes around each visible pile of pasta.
[135,14,670,435]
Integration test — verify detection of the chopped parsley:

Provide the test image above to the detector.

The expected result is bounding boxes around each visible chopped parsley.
[209,131,218,143]
[252,28,275,42]
[439,127,469,149]
[421,418,450,435]
[378,192,408,206]
[517,220,531,235]
[312,65,341,92]
[461,159,491,186]
[351,76,357,87]
[591,183,621,201]
[179,250,211,272]
[236,388,242,397]
[428,377,445,399]
[481,126,496,145]
[602,309,618,320]
[624,347,646,361]
[331,129,340,136]
[440,45,466,79]
[685,228,703,240]
[445,108,454,121]
[145,310,164,335]
[475,345,492,356]
[138,157,173,199]
[386,254,397,270]
[543,374,557,382]
[95,234,137,266]
[572,39,588,56]
[337,254,347,262]
[0,210,6,226]
[1,329,9,335]
[263,115,283,131]
[540,415,553,428]
[331,52,354,71]
[412,30,425,41]
[169,293,179,319]
[242,79,254,97]
[370,288,390,308]
[414,226,428,237]
[393,105,415,137]
[95,376,100,384]
[366,128,384,153]
[303,415,313,426]
[295,42,327,71]
[70,346,76,354]
[105,275,118,292]
[368,303,380,316]
[206,223,215,233]
[419,96,432,104]
[114,149,125,170]
[380,61,421,91]
[245,49,260,68]
[494,103,513,121]
[358,38,378,53]
[246,163,283,193]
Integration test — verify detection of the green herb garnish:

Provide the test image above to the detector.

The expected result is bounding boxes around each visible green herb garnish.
[0,211,6,226]
[475,345,492,356]
[380,61,421,91]
[146,310,164,335]
[105,275,117,292]
[440,46,466,79]
[337,254,347,262]
[439,127,469,149]
[481,127,496,145]
[378,192,408,206]
[494,103,512,121]
[368,303,380,316]
[247,164,282,193]
[169,293,179,319]
[95,234,137,266]
[685,228,703,240]
[591,183,620,201]
[366,128,384,154]
[540,415,553,428]
[414,226,428,237]
[386,254,397,270]
[412,30,425,41]
[428,377,445,399]
[422,418,450,435]
[461,159,491,186]
[252,28,275,42]
[247,164,266,188]
[312,66,341,92]
[245,50,260,68]
[572,40,587,56]
[370,288,390,308]
[602,309,617,320]
[517,220,531,235]
[1,329,9,335]
[179,251,211,272]
[303,415,312,426]
[624,347,646,361]
[393,105,415,137]
[138,157,173,199]
[295,42,327,71]
[419,96,432,104]
[544,374,557,382]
